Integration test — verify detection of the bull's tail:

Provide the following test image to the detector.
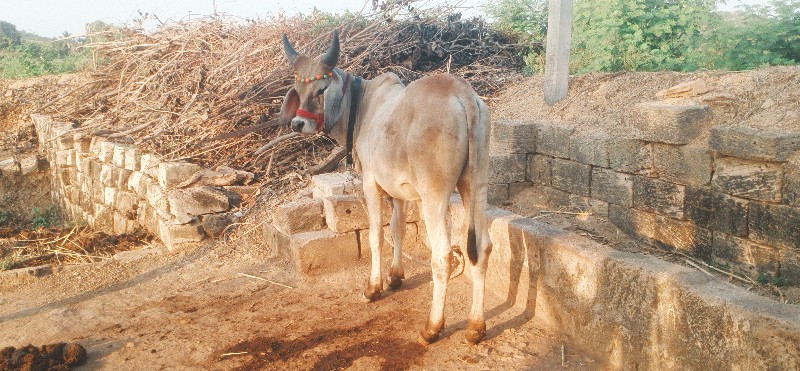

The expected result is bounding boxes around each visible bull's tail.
[465,97,490,265]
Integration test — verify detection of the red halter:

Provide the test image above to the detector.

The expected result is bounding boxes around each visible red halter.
[294,73,352,133]
[296,109,325,131]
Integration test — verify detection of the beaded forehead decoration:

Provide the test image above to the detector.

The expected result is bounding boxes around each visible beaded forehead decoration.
[295,71,334,83]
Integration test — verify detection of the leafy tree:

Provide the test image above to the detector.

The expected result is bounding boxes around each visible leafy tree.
[487,0,549,73]
[0,20,22,49]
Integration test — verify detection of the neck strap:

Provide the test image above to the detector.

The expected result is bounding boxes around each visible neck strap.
[346,76,362,167]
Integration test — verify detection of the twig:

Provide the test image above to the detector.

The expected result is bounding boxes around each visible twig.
[253,132,299,155]
[237,272,294,289]
[685,259,714,278]
[221,352,248,357]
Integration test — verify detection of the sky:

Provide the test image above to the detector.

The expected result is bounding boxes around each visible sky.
[0,0,768,39]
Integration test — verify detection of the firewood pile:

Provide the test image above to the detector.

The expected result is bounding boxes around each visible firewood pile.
[39,2,524,185]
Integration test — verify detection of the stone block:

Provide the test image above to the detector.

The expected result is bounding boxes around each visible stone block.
[527,154,552,185]
[489,154,526,183]
[653,143,712,186]
[633,176,685,218]
[93,204,114,232]
[124,147,140,171]
[158,162,202,190]
[749,202,800,250]
[73,133,91,153]
[311,172,361,199]
[488,183,509,205]
[710,126,800,162]
[55,150,70,167]
[112,143,127,167]
[711,158,782,203]
[591,167,633,206]
[115,191,139,212]
[653,217,712,259]
[508,182,532,199]
[550,158,590,196]
[783,156,800,206]
[159,220,205,251]
[75,153,88,173]
[140,153,161,179]
[633,102,711,144]
[490,120,537,154]
[99,163,114,186]
[589,199,609,217]
[609,204,658,243]
[685,187,748,237]
[608,138,652,174]
[54,128,73,150]
[89,137,103,156]
[288,230,360,275]
[127,171,144,194]
[0,158,20,176]
[324,195,370,233]
[167,186,231,220]
[272,198,325,235]
[779,249,800,286]
[99,141,115,163]
[536,121,574,158]
[18,154,39,175]
[104,187,117,207]
[262,222,290,260]
[116,169,132,190]
[113,211,137,235]
[145,179,170,218]
[570,133,609,167]
[712,232,779,273]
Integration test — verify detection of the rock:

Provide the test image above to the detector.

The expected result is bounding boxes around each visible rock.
[0,157,20,176]
[202,214,233,237]
[167,186,230,220]
[63,343,87,366]
[273,198,325,235]
[157,162,202,189]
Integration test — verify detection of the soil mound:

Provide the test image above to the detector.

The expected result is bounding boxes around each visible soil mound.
[0,342,87,370]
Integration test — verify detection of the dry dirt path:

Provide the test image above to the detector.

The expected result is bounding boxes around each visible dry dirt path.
[0,241,598,370]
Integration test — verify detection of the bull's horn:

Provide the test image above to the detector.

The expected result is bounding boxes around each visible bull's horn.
[321,30,340,68]
[282,34,299,67]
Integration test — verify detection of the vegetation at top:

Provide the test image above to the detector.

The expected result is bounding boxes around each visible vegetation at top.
[2,0,798,79]
[488,0,800,73]
[0,20,95,79]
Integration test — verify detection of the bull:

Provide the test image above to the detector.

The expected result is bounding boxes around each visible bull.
[279,30,493,344]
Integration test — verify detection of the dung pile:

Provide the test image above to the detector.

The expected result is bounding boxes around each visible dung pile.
[38,2,523,186]
[0,342,87,370]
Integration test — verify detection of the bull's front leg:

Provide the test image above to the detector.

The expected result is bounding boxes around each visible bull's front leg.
[361,176,384,303]
[388,198,408,290]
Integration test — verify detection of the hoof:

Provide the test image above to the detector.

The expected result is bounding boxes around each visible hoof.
[388,276,403,291]
[360,288,382,303]
[417,320,444,345]
[464,320,486,344]
[417,329,440,345]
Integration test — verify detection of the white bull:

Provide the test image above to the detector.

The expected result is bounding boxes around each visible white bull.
[279,31,493,344]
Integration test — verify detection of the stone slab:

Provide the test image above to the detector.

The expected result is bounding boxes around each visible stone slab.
[712,157,782,203]
[633,102,711,144]
[653,143,712,186]
[550,158,590,196]
[490,120,537,154]
[710,125,800,162]
[633,176,686,218]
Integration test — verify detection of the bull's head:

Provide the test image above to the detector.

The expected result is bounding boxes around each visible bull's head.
[279,30,345,135]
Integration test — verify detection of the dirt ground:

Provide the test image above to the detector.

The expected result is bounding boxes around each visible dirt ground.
[491,66,800,135]
[0,236,598,370]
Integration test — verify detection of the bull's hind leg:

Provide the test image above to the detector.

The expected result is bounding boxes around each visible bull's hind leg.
[418,197,452,345]
[388,198,408,290]
[361,176,385,303]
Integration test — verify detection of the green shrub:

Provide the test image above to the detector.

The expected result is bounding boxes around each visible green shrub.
[31,206,62,229]
[488,0,799,72]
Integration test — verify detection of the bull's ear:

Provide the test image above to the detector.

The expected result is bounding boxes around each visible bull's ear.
[323,72,345,132]
[279,87,300,126]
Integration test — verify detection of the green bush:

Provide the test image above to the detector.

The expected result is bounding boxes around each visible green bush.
[0,21,92,79]
[31,206,62,229]
[488,0,800,72]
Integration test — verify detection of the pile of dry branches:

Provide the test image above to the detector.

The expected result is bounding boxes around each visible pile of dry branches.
[40,2,523,185]
[0,226,151,269]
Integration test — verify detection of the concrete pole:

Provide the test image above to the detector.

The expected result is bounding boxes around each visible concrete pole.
[543,0,573,105]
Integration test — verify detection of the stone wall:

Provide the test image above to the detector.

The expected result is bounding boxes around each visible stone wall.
[265,172,429,276]
[489,102,800,285]
[31,114,255,250]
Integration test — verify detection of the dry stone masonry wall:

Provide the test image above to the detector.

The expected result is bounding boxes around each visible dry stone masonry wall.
[31,114,255,251]
[489,102,800,285]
